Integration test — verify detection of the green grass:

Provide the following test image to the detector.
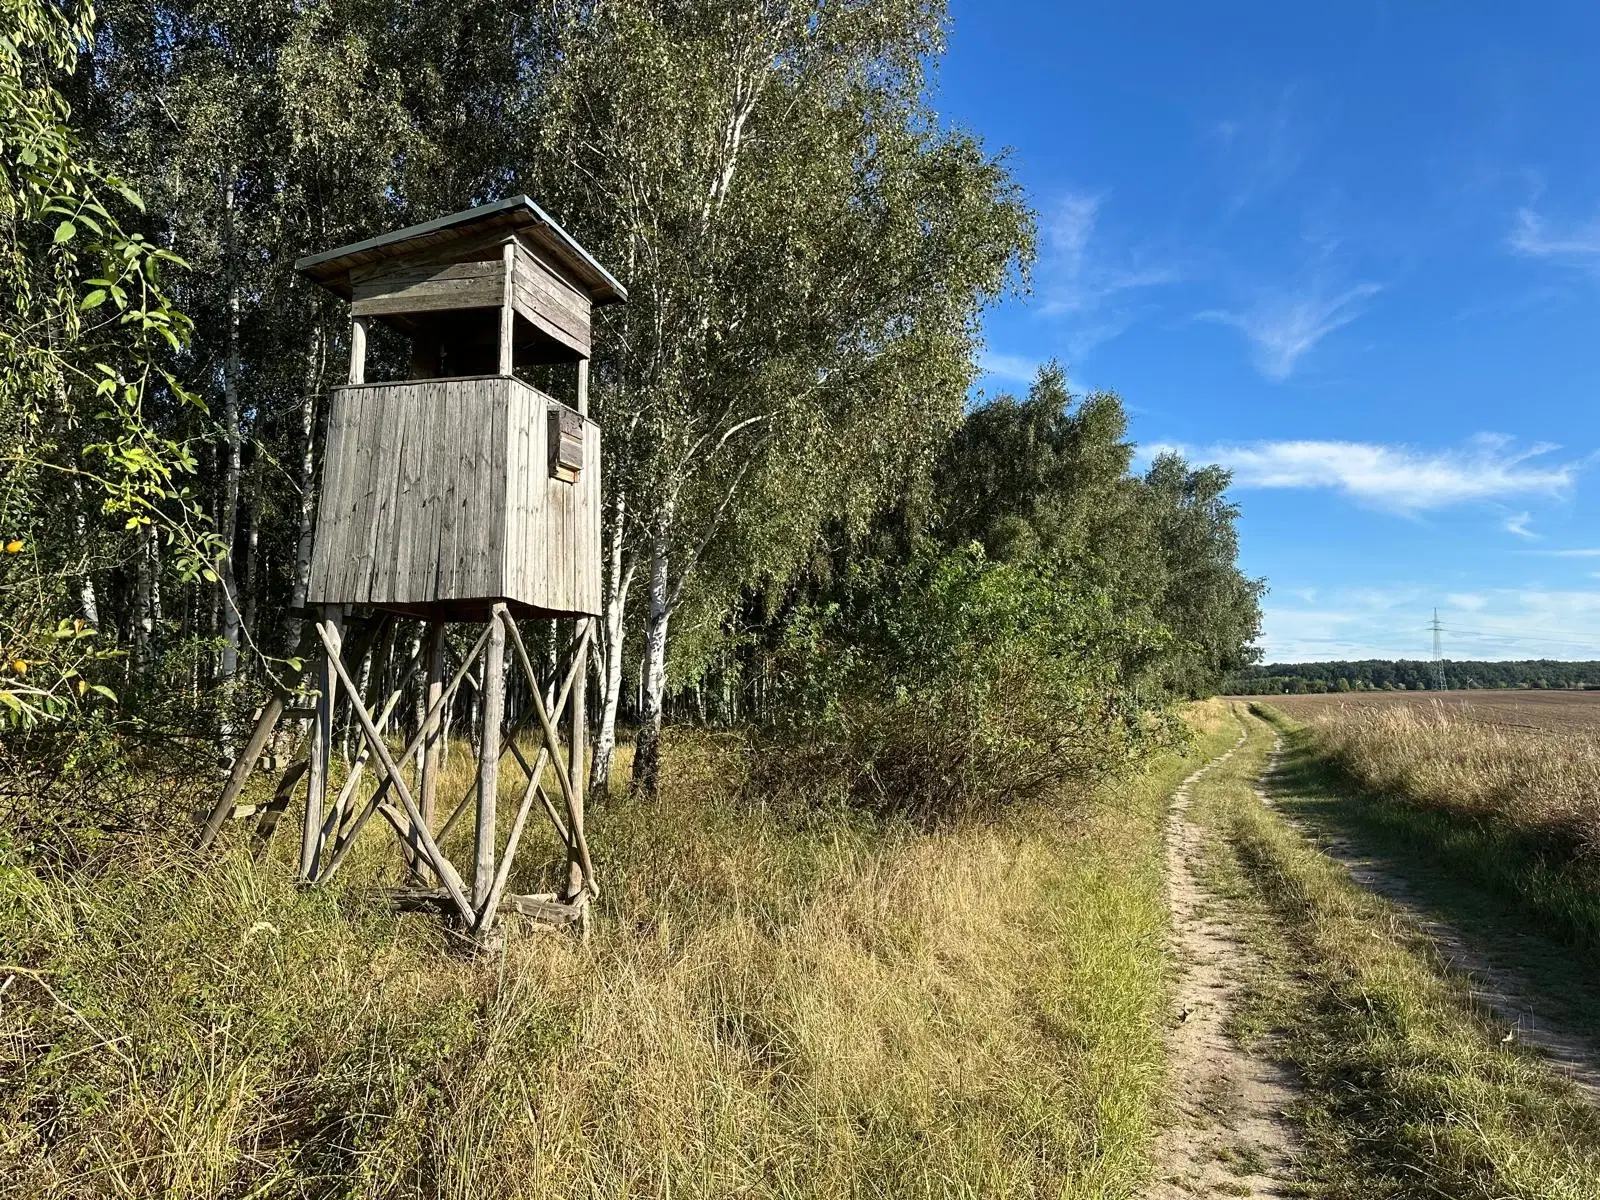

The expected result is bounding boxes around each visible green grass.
[0,702,1238,1198]
[1188,705,1600,1200]
[1252,702,1600,1050]
[1256,700,1600,955]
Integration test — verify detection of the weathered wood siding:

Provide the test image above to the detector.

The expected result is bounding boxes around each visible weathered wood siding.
[512,242,592,357]
[308,376,601,617]
[350,259,503,318]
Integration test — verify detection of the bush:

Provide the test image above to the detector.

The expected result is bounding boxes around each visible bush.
[759,543,1181,819]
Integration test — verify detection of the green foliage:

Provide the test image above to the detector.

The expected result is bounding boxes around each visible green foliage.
[764,541,1180,817]
[935,364,1263,697]
[1,0,218,726]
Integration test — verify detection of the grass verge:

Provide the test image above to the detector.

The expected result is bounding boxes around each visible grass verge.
[1189,705,1600,1200]
[1252,702,1600,1048]
[1264,700,1600,953]
[0,702,1236,1198]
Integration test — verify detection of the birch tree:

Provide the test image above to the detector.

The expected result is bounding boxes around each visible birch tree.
[524,0,1033,793]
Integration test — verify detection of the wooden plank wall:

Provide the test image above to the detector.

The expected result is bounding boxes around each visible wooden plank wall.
[500,388,602,614]
[308,377,601,616]
[350,259,503,318]
[512,242,592,357]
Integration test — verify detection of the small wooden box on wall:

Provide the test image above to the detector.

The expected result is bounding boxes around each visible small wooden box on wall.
[549,403,584,482]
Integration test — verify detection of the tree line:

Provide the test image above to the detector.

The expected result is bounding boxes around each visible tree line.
[1225,660,1600,695]
[4,0,1263,815]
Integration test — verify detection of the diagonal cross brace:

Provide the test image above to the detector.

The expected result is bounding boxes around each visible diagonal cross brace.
[316,622,493,885]
[477,620,594,931]
[500,609,597,895]
[315,620,474,924]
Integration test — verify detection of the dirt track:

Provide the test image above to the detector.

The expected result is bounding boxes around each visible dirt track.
[1150,729,1302,1198]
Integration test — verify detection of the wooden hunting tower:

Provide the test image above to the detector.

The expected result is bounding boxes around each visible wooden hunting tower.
[200,198,625,941]
[298,195,625,621]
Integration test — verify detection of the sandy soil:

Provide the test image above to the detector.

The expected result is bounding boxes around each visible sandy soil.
[1149,729,1303,1198]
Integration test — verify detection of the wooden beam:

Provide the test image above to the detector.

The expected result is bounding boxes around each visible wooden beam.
[319,680,411,852]
[498,242,516,377]
[576,357,590,418]
[349,315,369,385]
[252,759,309,858]
[198,695,284,849]
[478,628,592,931]
[437,629,586,846]
[474,612,506,917]
[417,621,447,882]
[504,893,585,924]
[301,606,342,880]
[500,610,597,895]
[566,616,589,904]
[315,620,474,924]
[318,621,492,886]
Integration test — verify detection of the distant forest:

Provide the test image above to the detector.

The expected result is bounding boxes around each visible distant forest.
[1222,660,1600,694]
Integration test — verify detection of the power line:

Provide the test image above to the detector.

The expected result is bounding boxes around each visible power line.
[1439,627,1600,653]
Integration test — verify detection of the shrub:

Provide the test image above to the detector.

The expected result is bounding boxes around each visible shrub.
[759,543,1180,819]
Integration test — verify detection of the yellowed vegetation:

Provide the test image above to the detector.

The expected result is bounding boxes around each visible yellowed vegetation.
[0,707,1237,1198]
[1191,706,1600,1199]
[1296,702,1600,865]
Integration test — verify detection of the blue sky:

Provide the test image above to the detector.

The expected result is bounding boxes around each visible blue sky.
[937,1,1600,662]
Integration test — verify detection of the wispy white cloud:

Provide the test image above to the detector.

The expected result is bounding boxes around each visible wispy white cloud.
[1522,547,1600,557]
[1040,193,1180,316]
[1033,191,1181,358]
[1502,511,1538,539]
[1447,593,1487,611]
[1200,281,1382,381]
[1150,434,1578,513]
[976,352,1040,385]
[1509,207,1600,264]
[1206,87,1307,212]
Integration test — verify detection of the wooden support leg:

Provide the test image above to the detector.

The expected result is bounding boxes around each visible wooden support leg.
[197,695,284,849]
[567,617,589,906]
[473,611,506,922]
[318,622,492,886]
[501,611,597,895]
[315,620,473,924]
[253,759,309,857]
[301,606,342,881]
[477,624,592,935]
[416,621,446,883]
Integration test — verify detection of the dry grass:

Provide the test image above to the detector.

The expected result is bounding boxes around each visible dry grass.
[0,702,1238,1198]
[1293,702,1600,868]
[1191,707,1600,1199]
[1255,689,1600,735]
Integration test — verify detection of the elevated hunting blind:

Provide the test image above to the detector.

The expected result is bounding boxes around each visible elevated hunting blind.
[199,197,626,941]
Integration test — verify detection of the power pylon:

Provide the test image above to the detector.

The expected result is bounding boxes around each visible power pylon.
[1430,608,1448,692]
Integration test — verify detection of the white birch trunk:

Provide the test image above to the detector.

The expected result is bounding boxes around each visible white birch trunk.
[590,491,634,795]
[218,185,243,681]
[630,521,672,796]
[286,321,324,654]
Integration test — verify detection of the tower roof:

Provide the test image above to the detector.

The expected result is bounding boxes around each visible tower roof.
[295,195,627,306]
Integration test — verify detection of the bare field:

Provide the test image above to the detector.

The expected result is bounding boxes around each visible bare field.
[1238,689,1600,735]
